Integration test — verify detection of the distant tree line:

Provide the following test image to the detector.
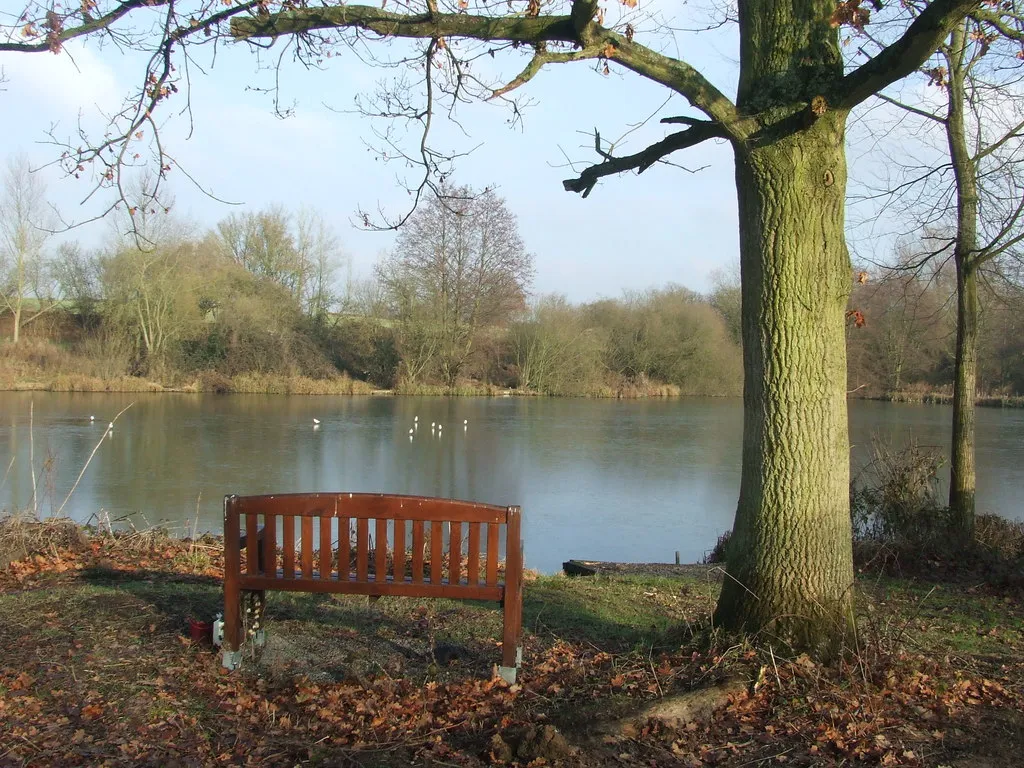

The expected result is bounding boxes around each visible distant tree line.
[848,257,1024,399]
[2,163,1023,398]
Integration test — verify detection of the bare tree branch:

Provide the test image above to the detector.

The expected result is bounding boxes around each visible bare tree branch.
[875,92,944,124]
[838,0,982,110]
[562,121,725,198]
[489,44,598,99]
[0,0,166,54]
[229,4,744,133]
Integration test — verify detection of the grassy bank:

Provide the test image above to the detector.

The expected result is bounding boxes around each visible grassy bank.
[0,344,377,396]
[0,339,688,398]
[1,518,1022,767]
[391,380,683,398]
[870,389,1024,408]
[0,371,687,398]
[0,370,377,395]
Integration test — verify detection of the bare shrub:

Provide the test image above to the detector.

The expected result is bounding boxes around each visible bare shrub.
[197,370,235,394]
[77,329,134,380]
[702,530,732,564]
[0,513,89,568]
[975,513,1024,561]
[850,437,953,545]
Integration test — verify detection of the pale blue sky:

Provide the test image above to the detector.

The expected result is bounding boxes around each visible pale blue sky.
[0,2,748,301]
[0,3,930,300]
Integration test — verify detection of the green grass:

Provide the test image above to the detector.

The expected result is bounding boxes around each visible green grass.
[524,574,717,649]
[10,567,1018,668]
[857,575,1024,666]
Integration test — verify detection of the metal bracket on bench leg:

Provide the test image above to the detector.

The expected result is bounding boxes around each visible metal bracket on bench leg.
[497,647,523,684]
[222,649,243,670]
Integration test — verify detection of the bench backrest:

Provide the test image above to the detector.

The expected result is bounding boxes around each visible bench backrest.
[223,493,522,601]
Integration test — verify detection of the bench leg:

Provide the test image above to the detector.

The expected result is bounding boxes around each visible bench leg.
[223,590,266,668]
[499,596,523,684]
[223,563,241,669]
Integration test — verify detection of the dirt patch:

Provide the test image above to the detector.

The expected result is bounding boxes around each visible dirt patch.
[942,707,1024,768]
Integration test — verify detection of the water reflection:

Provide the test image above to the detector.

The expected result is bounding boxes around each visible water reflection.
[1,392,1022,572]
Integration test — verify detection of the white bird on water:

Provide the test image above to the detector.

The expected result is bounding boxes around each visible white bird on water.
[313,418,321,425]
[409,427,414,435]
[89,415,95,422]
[414,416,419,423]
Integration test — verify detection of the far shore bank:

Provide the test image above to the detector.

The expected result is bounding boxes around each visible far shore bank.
[0,371,698,399]
[3,372,1023,407]
[867,390,1024,408]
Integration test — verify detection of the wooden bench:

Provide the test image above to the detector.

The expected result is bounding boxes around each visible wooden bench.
[221,493,524,681]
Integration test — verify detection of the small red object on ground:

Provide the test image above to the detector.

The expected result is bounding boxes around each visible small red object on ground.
[188,618,212,643]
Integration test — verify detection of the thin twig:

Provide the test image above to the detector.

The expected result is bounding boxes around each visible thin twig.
[891,585,937,651]
[769,644,783,691]
[30,401,38,518]
[189,492,202,554]
[55,402,135,518]
[648,653,665,698]
[0,455,15,493]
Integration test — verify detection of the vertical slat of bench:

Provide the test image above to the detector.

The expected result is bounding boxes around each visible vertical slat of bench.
[356,518,369,581]
[375,518,388,581]
[245,514,259,575]
[411,521,424,584]
[467,522,480,585]
[263,514,277,578]
[223,498,241,652]
[449,522,462,586]
[339,517,350,581]
[283,516,295,579]
[394,520,406,581]
[486,522,499,586]
[319,517,332,580]
[430,521,443,584]
[502,506,523,669]
[301,517,314,579]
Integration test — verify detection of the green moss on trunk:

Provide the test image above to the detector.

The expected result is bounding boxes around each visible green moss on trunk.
[714,0,855,652]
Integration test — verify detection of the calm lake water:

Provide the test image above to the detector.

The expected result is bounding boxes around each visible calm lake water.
[1,393,1022,573]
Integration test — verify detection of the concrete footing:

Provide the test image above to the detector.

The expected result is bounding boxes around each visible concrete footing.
[222,649,243,670]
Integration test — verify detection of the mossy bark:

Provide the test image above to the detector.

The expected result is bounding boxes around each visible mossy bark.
[715,115,855,649]
[949,259,978,533]
[713,0,855,650]
[945,24,979,536]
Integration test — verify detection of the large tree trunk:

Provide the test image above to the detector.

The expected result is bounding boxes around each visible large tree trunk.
[714,113,855,651]
[714,0,854,650]
[949,258,978,533]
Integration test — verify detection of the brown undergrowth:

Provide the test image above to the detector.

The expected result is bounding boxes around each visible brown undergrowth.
[1,520,1022,766]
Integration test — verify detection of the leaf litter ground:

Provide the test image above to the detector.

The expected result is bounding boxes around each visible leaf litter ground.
[0,525,1023,767]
